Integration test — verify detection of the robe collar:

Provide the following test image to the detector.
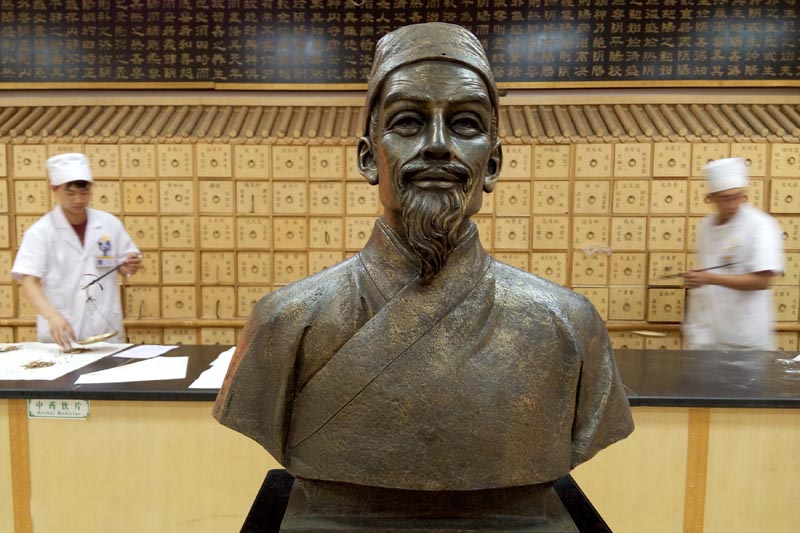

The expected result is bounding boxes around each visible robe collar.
[359,216,483,301]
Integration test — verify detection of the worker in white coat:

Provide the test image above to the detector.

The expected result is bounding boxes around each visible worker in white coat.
[682,157,784,351]
[12,153,142,348]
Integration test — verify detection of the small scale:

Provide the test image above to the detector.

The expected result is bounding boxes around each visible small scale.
[77,262,127,345]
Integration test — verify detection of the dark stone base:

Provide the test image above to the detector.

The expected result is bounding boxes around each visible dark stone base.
[241,470,611,533]
[280,477,577,532]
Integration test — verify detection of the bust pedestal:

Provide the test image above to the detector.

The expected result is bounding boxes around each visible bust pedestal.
[240,470,610,533]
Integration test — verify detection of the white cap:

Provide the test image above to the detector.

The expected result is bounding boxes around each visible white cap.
[46,153,93,186]
[702,157,748,193]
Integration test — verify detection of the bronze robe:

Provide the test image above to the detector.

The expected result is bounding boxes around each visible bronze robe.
[214,219,633,491]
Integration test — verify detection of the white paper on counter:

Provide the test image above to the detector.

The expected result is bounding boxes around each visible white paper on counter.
[0,342,131,381]
[75,356,188,384]
[188,347,236,389]
[113,344,177,359]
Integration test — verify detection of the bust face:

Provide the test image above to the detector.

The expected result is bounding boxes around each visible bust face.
[362,60,501,237]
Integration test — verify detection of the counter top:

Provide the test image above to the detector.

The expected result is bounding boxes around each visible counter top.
[1,346,798,407]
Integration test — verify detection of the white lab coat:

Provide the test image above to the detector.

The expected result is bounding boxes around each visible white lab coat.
[682,204,784,350]
[12,206,139,344]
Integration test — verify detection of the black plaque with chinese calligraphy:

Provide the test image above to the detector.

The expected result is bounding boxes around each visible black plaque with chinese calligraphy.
[0,0,797,87]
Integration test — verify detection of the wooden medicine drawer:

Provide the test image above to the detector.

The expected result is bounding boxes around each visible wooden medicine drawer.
[273,217,308,250]
[345,217,375,250]
[274,252,308,284]
[530,252,567,285]
[648,217,686,251]
[272,146,308,179]
[691,143,729,177]
[201,251,235,284]
[201,286,236,319]
[237,252,272,284]
[157,144,193,178]
[12,145,46,178]
[495,181,531,215]
[730,143,766,177]
[236,181,270,215]
[346,182,380,215]
[613,143,651,178]
[650,180,688,214]
[196,144,232,178]
[532,181,569,214]
[573,181,610,214]
[571,252,609,285]
[309,146,344,179]
[770,179,800,213]
[773,287,799,322]
[609,252,646,285]
[532,216,569,249]
[91,181,121,214]
[501,145,532,179]
[160,216,196,248]
[648,252,686,287]
[85,145,119,178]
[533,145,570,179]
[494,216,530,250]
[647,288,684,322]
[162,286,197,319]
[123,181,158,213]
[652,142,691,178]
[199,181,235,213]
[309,217,344,249]
[161,251,197,284]
[234,145,270,179]
[611,217,647,251]
[612,180,649,214]
[159,180,195,214]
[273,181,308,215]
[770,143,800,178]
[120,144,156,178]
[572,216,609,248]
[237,217,271,249]
[574,144,612,178]
[125,286,161,319]
[123,216,159,249]
[608,287,646,320]
[309,182,344,215]
[14,180,50,214]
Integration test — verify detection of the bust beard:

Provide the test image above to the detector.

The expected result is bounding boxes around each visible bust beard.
[401,181,469,284]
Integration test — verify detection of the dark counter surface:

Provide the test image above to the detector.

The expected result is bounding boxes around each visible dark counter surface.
[616,348,800,408]
[1,346,798,407]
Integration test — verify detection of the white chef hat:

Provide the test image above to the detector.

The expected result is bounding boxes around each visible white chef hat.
[46,153,93,186]
[702,157,748,193]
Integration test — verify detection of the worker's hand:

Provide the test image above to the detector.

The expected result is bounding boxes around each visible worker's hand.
[47,313,75,350]
[684,270,714,289]
[121,253,142,276]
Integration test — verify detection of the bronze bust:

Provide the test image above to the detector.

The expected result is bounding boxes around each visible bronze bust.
[215,22,633,532]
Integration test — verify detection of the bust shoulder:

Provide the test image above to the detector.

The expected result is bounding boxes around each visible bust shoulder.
[491,259,600,329]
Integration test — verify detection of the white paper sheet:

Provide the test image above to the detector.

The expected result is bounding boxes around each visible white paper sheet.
[189,347,236,389]
[0,342,131,381]
[75,356,188,384]
[113,344,177,359]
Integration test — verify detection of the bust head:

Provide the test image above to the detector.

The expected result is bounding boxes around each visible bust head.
[357,23,502,282]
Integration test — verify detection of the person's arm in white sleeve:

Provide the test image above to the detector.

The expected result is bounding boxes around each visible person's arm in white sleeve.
[19,275,75,349]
